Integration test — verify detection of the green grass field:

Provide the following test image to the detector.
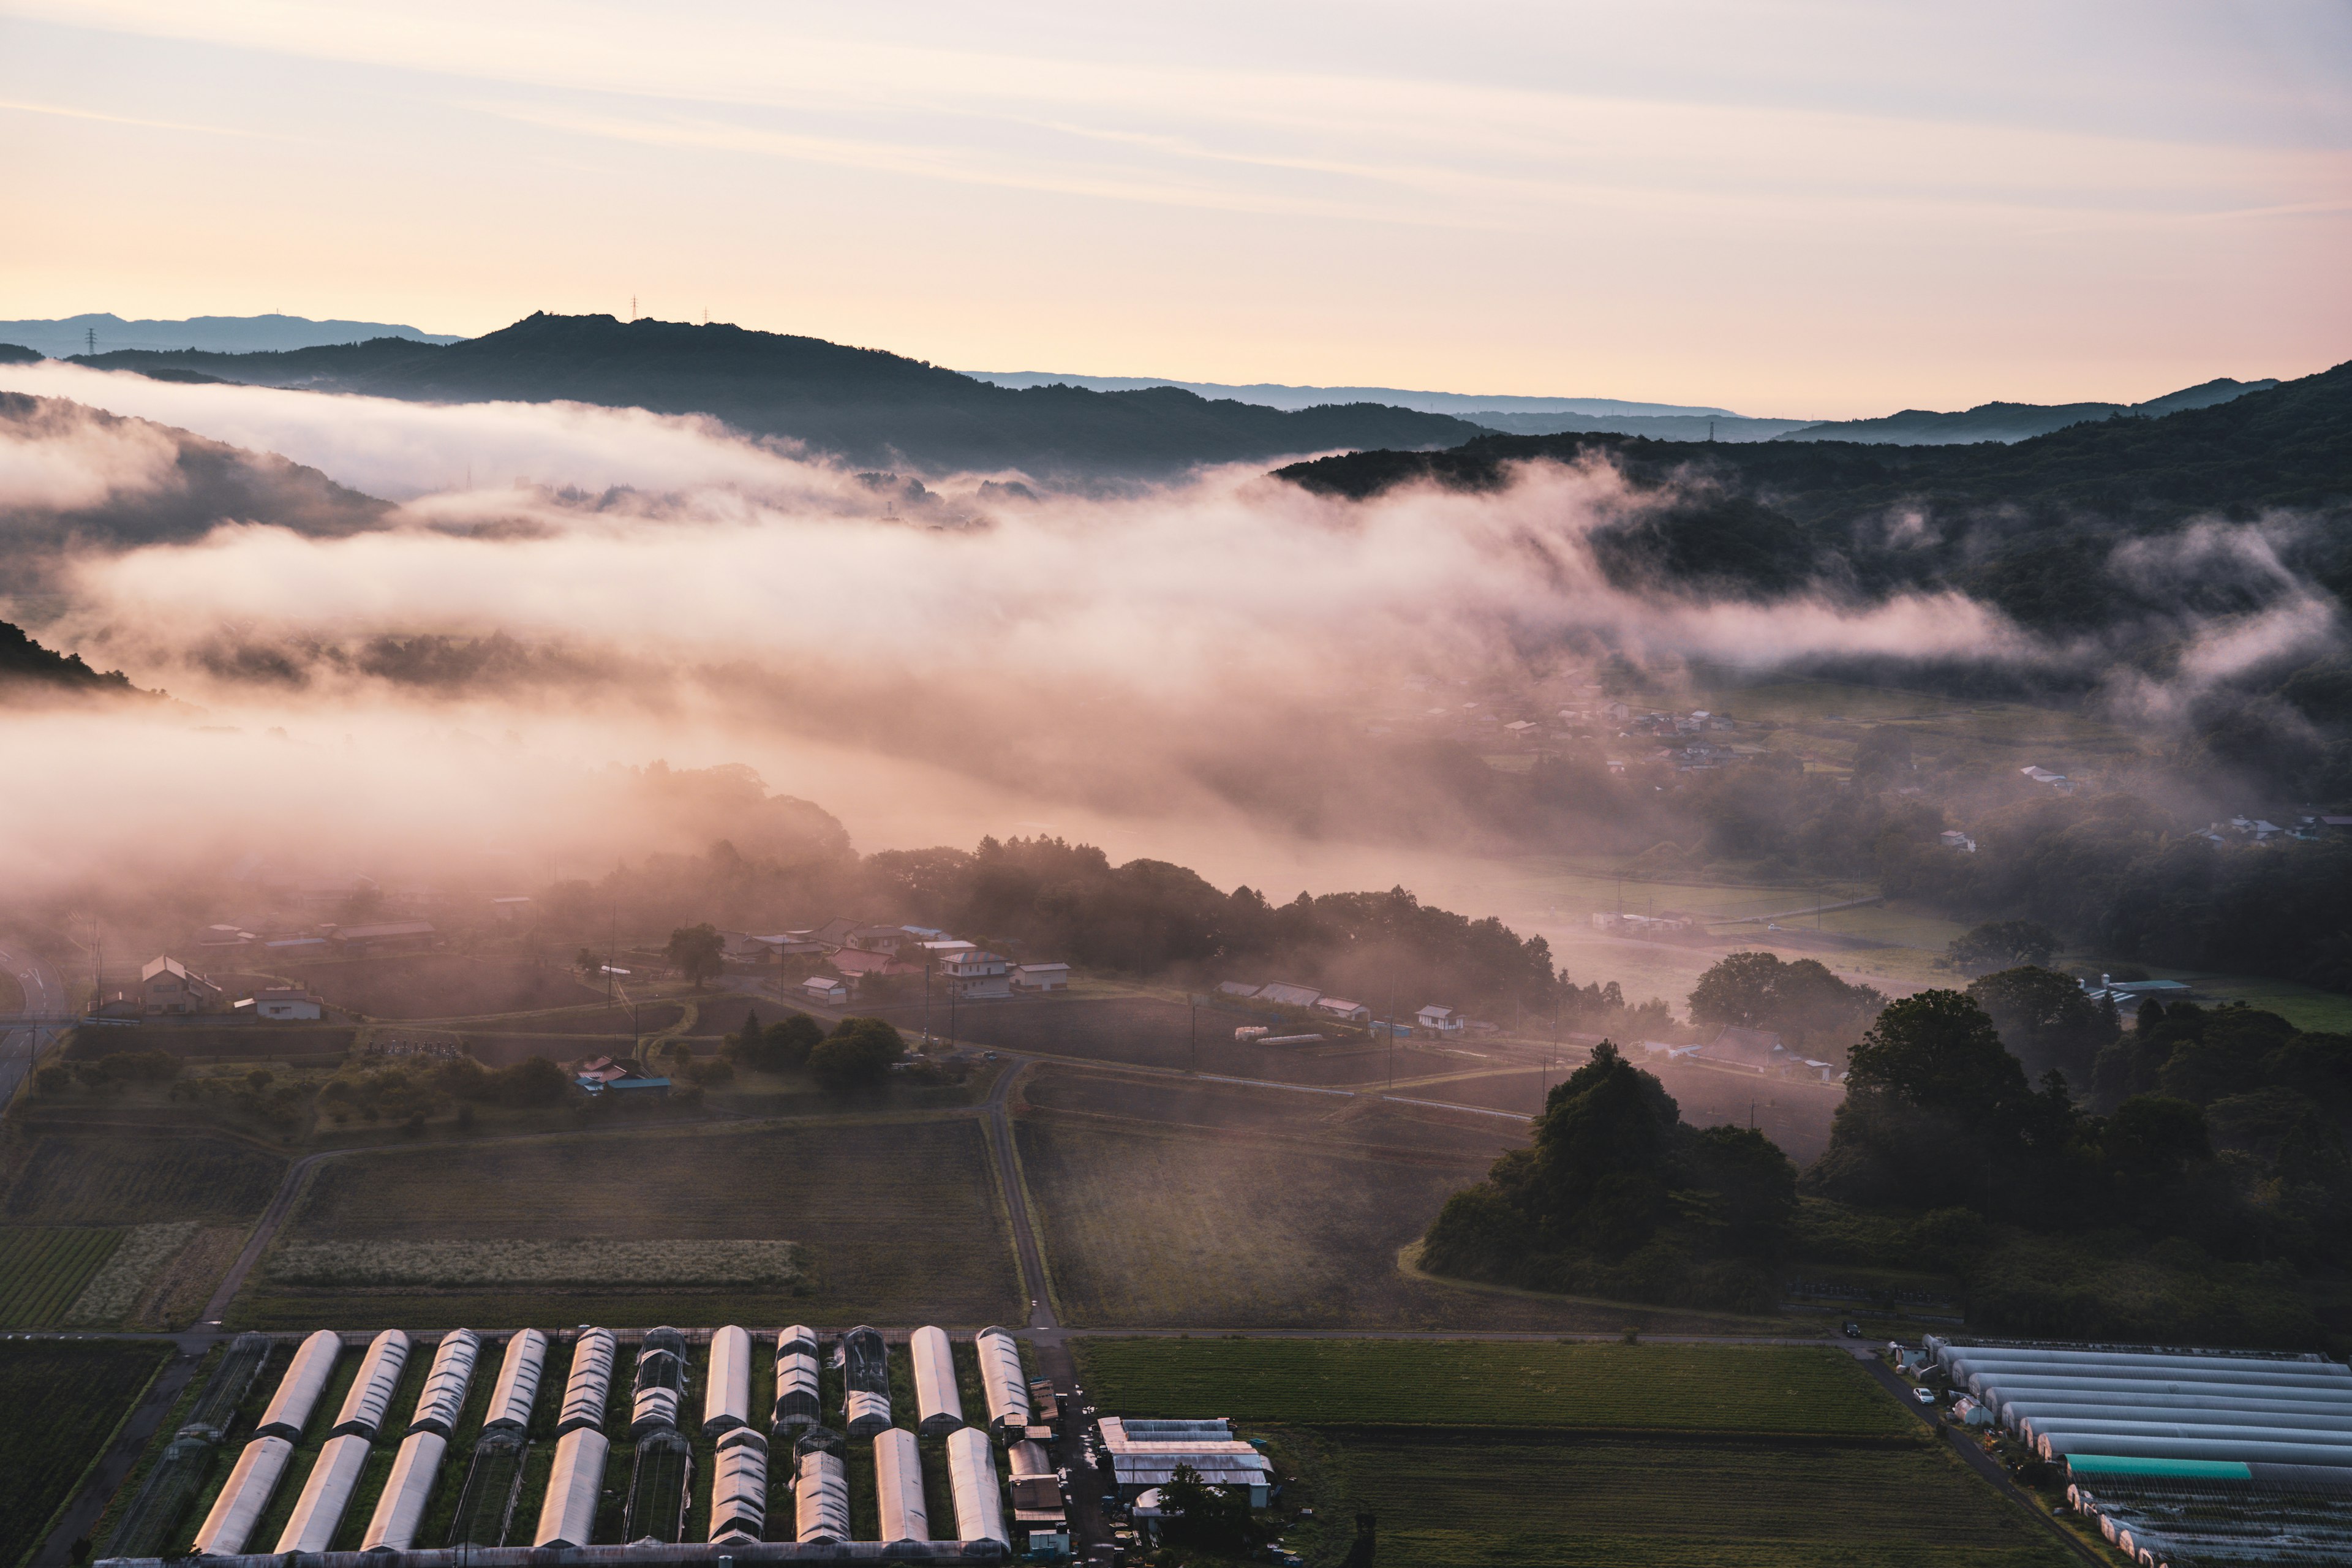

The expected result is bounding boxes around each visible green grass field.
[0,1226,121,1325]
[0,1340,170,1568]
[238,1118,1023,1327]
[0,1131,285,1225]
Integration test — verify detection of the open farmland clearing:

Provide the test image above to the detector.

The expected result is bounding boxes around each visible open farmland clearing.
[0,1226,122,1325]
[0,1340,171,1568]
[1019,1065,1522,1163]
[0,1131,284,1224]
[292,956,606,1020]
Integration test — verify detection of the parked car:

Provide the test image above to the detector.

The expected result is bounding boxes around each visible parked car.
[1841,1321,1863,1338]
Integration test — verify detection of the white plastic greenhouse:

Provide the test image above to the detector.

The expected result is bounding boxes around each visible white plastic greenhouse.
[947,1426,1009,1547]
[333,1329,410,1439]
[256,1331,341,1441]
[361,1430,448,1550]
[189,1436,292,1555]
[484,1329,548,1431]
[558,1329,617,1434]
[875,1427,930,1545]
[272,1432,372,1553]
[704,1325,751,1435]
[911,1325,963,1437]
[533,1428,610,1549]
[796,1449,851,1544]
[976,1326,1031,1433]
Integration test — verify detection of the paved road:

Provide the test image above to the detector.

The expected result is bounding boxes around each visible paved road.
[0,941,70,1102]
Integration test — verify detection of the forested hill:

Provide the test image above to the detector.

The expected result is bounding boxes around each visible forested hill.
[71,312,1488,475]
[0,619,140,696]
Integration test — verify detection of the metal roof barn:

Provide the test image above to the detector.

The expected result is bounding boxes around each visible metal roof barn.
[334,1330,412,1439]
[1098,1418,1275,1503]
[704,1325,752,1436]
[533,1428,609,1549]
[257,1330,341,1440]
[875,1427,929,1545]
[410,1330,480,1437]
[709,1435,769,1544]
[190,1436,292,1555]
[839,1326,891,1439]
[485,1330,548,1431]
[796,1450,851,1544]
[975,1327,1031,1433]
[946,1427,1008,1548]
[774,1325,821,1428]
[559,1329,617,1434]
[911,1327,963,1437]
[360,1431,447,1550]
[271,1433,371,1553]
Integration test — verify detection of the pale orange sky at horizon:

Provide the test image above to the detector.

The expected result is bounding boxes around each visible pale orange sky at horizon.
[3,0,2348,418]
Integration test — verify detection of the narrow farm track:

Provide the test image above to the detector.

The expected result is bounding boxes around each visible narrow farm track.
[33,1346,202,1568]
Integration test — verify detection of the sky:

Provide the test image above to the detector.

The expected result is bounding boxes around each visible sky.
[2,0,2349,416]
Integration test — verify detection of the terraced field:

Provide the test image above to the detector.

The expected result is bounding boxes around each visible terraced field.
[0,1226,121,1325]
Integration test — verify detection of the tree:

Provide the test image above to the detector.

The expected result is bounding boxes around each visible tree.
[809,1016,903,1094]
[1491,1041,1681,1258]
[1156,1463,1271,1557]
[1681,1125,1799,1258]
[2100,1095,2211,1188]
[1689,951,1884,1057]
[1948,920,2057,976]
[666,923,725,987]
[575,947,599,974]
[1966,965,2118,1088]
[729,1011,824,1072]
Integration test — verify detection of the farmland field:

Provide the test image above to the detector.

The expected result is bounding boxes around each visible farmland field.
[1020,1118,1773,1333]
[0,1340,171,1568]
[292,956,605,1019]
[0,1226,121,1325]
[0,1131,285,1224]
[239,1118,1022,1327]
[1020,1066,1520,1164]
[67,1025,356,1061]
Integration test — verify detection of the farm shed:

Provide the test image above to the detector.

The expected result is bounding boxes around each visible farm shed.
[774,1325,821,1427]
[333,1329,410,1438]
[558,1328,617,1433]
[189,1436,292,1555]
[875,1427,930,1545]
[704,1324,752,1435]
[272,1433,371,1553]
[709,1430,769,1544]
[484,1328,548,1430]
[624,1427,695,1544]
[796,1449,852,1544]
[840,1324,892,1438]
[911,1324,964,1436]
[1012,962,1070,992]
[1098,1417,1275,1504]
[360,1430,448,1550]
[976,1326,1032,1432]
[947,1426,1009,1548]
[410,1329,480,1436]
[1009,1440,1065,1526]
[257,1329,341,1439]
[533,1428,610,1549]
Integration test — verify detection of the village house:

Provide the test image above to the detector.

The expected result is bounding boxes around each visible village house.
[845,925,914,954]
[938,948,1013,1000]
[1314,996,1371,1023]
[140,956,224,1016]
[235,987,325,1021]
[797,975,850,1005]
[1416,1004,1463,1035]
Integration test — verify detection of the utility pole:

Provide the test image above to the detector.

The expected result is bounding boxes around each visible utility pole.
[1188,997,1196,1075]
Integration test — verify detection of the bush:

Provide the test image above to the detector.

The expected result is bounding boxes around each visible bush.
[809,1017,903,1095]
[729,1012,824,1073]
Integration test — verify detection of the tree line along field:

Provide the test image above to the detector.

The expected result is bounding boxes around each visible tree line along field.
[1078,1339,2069,1568]
[235,1117,1023,1329]
[0,1340,171,1568]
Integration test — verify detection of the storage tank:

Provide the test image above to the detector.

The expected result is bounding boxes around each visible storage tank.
[774,1325,821,1428]
[409,1329,480,1438]
[273,1432,372,1553]
[333,1329,410,1439]
[875,1427,929,1545]
[704,1325,752,1435]
[976,1327,1032,1433]
[360,1430,448,1550]
[911,1325,963,1436]
[533,1428,610,1549]
[484,1329,549,1431]
[840,1325,892,1438]
[948,1426,1009,1547]
[190,1436,293,1555]
[559,1328,617,1434]
[709,1430,769,1544]
[795,1449,852,1544]
[257,1330,341,1441]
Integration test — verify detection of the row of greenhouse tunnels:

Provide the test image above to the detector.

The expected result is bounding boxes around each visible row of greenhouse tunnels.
[100,1324,1061,1564]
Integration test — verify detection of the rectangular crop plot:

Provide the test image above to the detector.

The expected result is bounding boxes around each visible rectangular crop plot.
[0,1227,122,1326]
[0,1133,285,1225]
[1075,1339,1912,1435]
[243,1119,1021,1327]
[0,1340,170,1568]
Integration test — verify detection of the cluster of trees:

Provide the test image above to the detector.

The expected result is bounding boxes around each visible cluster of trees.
[723,1009,906,1095]
[1686,951,1884,1061]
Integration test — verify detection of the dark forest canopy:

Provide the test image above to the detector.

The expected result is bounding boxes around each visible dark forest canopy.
[0,617,141,696]
[67,312,1488,477]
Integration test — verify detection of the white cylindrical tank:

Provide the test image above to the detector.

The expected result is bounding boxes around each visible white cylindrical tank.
[796,1449,851,1543]
[774,1327,821,1427]
[875,1427,929,1544]
[911,1325,963,1436]
[485,1329,549,1430]
[533,1427,610,1549]
[409,1329,480,1436]
[976,1327,1031,1433]
[190,1436,293,1555]
[274,1432,372,1553]
[704,1325,752,1435]
[947,1425,1008,1547]
[334,1329,411,1439]
[559,1329,617,1434]
[361,1430,448,1550]
[709,1430,769,1542]
[257,1331,341,1440]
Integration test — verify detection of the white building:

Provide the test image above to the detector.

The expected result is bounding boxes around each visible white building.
[939,949,1012,1000]
[239,987,325,1021]
[1097,1418,1274,1507]
[799,976,849,1005]
[1416,1004,1462,1035]
[1012,963,1071,992]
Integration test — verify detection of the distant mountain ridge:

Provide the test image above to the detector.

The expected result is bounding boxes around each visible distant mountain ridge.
[1772,377,2277,445]
[0,312,464,360]
[963,371,1737,418]
[63,313,1490,477]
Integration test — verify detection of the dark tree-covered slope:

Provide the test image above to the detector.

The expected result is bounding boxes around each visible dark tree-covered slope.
[74,312,1487,475]
[0,619,139,695]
